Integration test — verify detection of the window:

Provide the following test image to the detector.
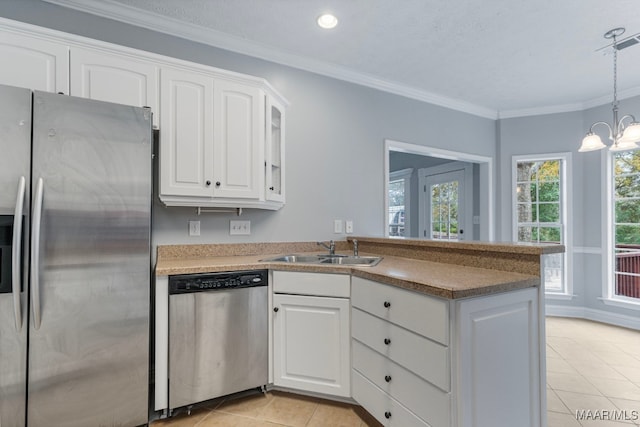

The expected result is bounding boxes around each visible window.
[431,180,460,240]
[513,154,571,295]
[611,151,640,302]
[388,169,412,237]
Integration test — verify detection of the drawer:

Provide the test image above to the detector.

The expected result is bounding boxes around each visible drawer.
[273,271,350,297]
[352,308,450,392]
[352,369,430,427]
[353,340,449,427]
[351,276,449,345]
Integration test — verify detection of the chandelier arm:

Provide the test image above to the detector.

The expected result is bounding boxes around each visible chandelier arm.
[589,121,614,140]
[618,114,638,126]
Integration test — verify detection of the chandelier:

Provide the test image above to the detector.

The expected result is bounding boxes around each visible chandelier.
[579,27,640,152]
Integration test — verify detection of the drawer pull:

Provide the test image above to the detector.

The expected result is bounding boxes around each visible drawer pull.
[273,307,279,312]
[384,338,391,345]
[384,375,392,382]
[384,411,392,419]
[383,301,391,308]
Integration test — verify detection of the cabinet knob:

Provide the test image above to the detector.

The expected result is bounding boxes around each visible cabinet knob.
[206,180,211,186]
[383,301,391,308]
[384,375,392,383]
[384,411,392,419]
[269,186,275,191]
[273,307,279,312]
[384,338,391,345]
[215,181,221,187]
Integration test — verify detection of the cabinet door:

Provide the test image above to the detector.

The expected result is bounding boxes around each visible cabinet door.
[273,294,350,397]
[70,47,159,127]
[0,31,68,93]
[213,80,264,200]
[159,67,214,198]
[265,97,285,203]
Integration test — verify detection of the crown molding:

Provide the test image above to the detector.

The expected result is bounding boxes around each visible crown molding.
[42,0,498,119]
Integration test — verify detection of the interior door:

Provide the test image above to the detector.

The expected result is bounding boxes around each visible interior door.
[422,170,465,240]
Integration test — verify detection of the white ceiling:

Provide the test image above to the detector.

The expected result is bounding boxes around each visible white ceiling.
[44,0,640,119]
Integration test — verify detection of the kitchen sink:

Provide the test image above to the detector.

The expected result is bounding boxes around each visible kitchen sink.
[260,254,382,267]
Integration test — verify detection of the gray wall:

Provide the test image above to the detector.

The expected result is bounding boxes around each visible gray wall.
[0,1,496,252]
[497,96,640,319]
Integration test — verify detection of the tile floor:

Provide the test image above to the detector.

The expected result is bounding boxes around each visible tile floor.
[152,316,640,427]
[546,316,640,427]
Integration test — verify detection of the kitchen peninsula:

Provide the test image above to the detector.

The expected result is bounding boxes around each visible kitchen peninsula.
[155,237,563,427]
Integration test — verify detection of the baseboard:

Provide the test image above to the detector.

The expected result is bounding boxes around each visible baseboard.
[545,305,640,330]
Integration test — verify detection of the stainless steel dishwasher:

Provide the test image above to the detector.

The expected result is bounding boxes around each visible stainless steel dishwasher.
[168,270,268,411]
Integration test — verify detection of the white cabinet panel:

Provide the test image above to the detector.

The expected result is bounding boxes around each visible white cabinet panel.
[213,80,264,200]
[273,294,350,397]
[0,32,68,93]
[457,287,540,427]
[70,47,159,127]
[159,67,214,198]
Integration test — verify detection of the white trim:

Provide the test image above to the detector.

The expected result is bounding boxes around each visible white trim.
[545,306,640,331]
[384,139,494,241]
[512,153,573,297]
[573,246,602,254]
[40,0,498,120]
[389,168,413,237]
[601,297,640,311]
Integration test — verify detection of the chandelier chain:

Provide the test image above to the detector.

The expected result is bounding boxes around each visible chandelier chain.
[613,34,618,107]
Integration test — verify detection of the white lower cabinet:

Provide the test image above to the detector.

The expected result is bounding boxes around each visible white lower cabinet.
[272,272,351,397]
[351,276,542,427]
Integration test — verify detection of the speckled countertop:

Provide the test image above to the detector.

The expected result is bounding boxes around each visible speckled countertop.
[155,237,563,299]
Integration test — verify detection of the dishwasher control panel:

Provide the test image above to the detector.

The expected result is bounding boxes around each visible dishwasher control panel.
[169,270,267,294]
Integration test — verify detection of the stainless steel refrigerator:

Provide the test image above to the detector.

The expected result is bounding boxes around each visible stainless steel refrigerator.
[0,84,152,427]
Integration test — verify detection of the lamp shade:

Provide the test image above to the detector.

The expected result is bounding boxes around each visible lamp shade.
[610,138,639,152]
[619,122,640,144]
[579,133,606,152]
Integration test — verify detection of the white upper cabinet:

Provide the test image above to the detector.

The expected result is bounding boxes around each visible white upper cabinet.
[212,80,264,200]
[159,67,214,198]
[70,47,159,128]
[0,31,69,94]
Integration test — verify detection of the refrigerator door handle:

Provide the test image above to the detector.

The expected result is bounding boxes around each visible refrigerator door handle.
[31,177,44,330]
[12,176,26,331]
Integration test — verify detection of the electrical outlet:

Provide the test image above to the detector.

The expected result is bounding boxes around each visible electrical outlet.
[189,220,200,236]
[334,219,343,234]
[345,220,354,234]
[230,220,251,235]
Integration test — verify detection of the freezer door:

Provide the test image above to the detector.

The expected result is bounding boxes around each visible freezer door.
[29,91,152,427]
[0,84,30,427]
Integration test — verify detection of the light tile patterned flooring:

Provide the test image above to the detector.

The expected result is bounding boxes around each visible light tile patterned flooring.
[546,317,640,427]
[152,317,640,427]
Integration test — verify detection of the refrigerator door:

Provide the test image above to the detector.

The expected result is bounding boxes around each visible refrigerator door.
[29,92,152,427]
[0,84,31,427]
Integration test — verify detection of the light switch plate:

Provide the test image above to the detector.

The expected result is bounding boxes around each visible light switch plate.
[230,220,251,235]
[334,219,343,234]
[189,220,200,236]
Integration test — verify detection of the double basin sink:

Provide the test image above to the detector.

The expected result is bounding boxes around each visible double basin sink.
[260,253,382,267]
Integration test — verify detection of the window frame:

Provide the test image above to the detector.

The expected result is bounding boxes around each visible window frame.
[512,153,573,298]
[603,149,640,308]
[389,168,412,238]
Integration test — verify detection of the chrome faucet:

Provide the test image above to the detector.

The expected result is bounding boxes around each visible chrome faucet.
[317,240,335,256]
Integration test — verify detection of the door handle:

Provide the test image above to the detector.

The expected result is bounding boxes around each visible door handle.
[12,176,26,332]
[31,177,44,330]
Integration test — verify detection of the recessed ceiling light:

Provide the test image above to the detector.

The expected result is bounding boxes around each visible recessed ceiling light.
[317,13,338,29]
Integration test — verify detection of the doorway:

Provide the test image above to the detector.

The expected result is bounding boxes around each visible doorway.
[384,139,494,241]
[420,165,469,240]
